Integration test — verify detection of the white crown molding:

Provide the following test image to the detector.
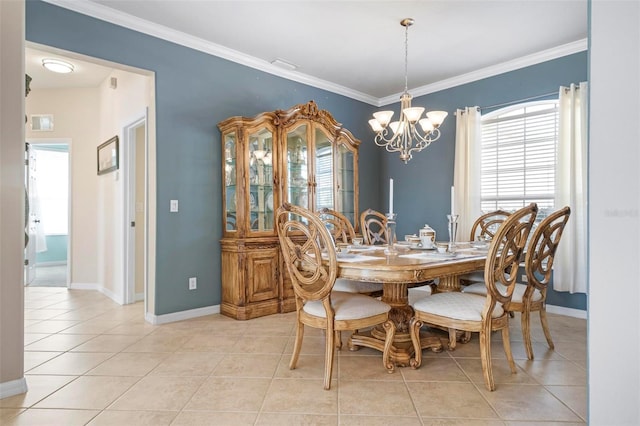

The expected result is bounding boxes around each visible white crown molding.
[44,0,587,108]
[43,0,379,105]
[378,39,588,107]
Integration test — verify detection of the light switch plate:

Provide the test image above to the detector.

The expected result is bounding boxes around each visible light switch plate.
[170,200,179,212]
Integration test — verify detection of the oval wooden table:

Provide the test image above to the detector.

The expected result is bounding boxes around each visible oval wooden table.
[336,244,487,366]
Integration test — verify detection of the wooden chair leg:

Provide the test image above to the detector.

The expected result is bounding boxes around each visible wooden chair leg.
[381,320,396,373]
[409,318,423,369]
[539,308,555,350]
[521,308,534,360]
[479,325,495,391]
[324,325,335,390]
[335,331,343,350]
[290,321,304,370]
[501,326,517,374]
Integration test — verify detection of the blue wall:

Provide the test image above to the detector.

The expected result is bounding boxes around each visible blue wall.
[36,235,67,264]
[26,1,587,312]
[26,1,380,315]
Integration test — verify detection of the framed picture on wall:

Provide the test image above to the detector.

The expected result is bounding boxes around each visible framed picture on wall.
[97,136,119,175]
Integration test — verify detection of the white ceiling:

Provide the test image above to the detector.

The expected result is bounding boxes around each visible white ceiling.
[29,0,588,105]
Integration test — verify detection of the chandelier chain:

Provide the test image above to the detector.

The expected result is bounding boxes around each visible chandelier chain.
[404,22,409,93]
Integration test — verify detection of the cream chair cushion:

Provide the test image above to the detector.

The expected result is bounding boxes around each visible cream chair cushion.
[413,292,504,321]
[332,279,383,294]
[462,282,542,303]
[408,285,433,305]
[303,291,391,320]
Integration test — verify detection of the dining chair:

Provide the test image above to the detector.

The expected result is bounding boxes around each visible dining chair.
[360,208,389,245]
[462,206,571,360]
[276,203,396,390]
[317,207,356,244]
[316,207,383,295]
[470,209,512,242]
[409,203,538,391]
[460,209,513,286]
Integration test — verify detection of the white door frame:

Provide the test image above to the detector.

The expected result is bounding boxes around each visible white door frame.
[122,113,148,304]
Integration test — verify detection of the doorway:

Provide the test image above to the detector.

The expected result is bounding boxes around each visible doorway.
[24,140,71,287]
[124,116,147,304]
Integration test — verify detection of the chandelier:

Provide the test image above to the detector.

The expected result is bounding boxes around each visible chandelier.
[368,18,448,164]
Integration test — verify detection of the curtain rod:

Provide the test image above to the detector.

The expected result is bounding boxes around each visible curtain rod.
[455,83,585,115]
[478,91,558,111]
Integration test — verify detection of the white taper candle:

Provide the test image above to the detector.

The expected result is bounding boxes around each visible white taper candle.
[451,186,455,215]
[389,178,394,214]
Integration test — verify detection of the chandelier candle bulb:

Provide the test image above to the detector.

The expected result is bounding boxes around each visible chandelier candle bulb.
[389,178,394,214]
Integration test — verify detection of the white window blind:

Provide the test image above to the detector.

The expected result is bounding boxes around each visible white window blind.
[481,101,558,218]
[315,146,333,209]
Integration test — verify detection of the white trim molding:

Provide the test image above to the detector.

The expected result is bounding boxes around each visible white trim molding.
[546,304,587,320]
[43,0,587,107]
[0,377,28,400]
[145,305,220,325]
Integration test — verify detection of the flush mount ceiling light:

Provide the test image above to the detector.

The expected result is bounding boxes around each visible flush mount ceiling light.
[42,58,75,74]
[368,18,448,164]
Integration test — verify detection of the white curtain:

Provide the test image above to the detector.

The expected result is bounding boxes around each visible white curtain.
[453,107,482,241]
[554,82,588,293]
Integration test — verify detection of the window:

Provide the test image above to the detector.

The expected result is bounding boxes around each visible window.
[315,145,333,209]
[480,100,558,219]
[33,147,69,234]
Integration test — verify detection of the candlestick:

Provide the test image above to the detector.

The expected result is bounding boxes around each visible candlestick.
[389,178,394,215]
[384,212,397,256]
[447,214,459,252]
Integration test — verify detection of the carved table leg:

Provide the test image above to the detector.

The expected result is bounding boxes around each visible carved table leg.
[436,275,462,292]
[349,282,442,366]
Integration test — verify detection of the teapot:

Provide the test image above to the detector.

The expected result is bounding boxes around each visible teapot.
[419,224,436,249]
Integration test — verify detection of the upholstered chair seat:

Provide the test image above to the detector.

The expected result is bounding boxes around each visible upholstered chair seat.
[463,282,543,304]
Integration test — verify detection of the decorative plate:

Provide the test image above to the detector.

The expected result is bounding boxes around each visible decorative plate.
[266,191,273,211]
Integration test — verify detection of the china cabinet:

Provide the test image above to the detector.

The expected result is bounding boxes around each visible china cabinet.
[218,101,360,319]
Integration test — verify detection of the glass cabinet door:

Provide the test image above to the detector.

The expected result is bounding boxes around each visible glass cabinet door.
[336,142,355,226]
[247,127,274,232]
[314,127,334,211]
[286,124,309,209]
[224,132,237,231]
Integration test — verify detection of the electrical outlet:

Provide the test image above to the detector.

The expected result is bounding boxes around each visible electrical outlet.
[189,277,197,290]
[170,199,179,212]
[521,274,528,283]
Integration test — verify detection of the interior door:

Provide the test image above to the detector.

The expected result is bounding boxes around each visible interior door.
[24,143,37,285]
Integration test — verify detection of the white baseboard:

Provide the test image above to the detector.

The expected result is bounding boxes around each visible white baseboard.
[146,305,220,325]
[0,377,28,399]
[69,282,99,290]
[69,283,125,305]
[98,286,124,305]
[546,304,587,319]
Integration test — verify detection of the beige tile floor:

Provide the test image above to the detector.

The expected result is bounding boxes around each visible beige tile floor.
[1,287,587,425]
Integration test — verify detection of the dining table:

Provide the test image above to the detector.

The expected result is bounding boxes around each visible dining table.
[334,242,489,366]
